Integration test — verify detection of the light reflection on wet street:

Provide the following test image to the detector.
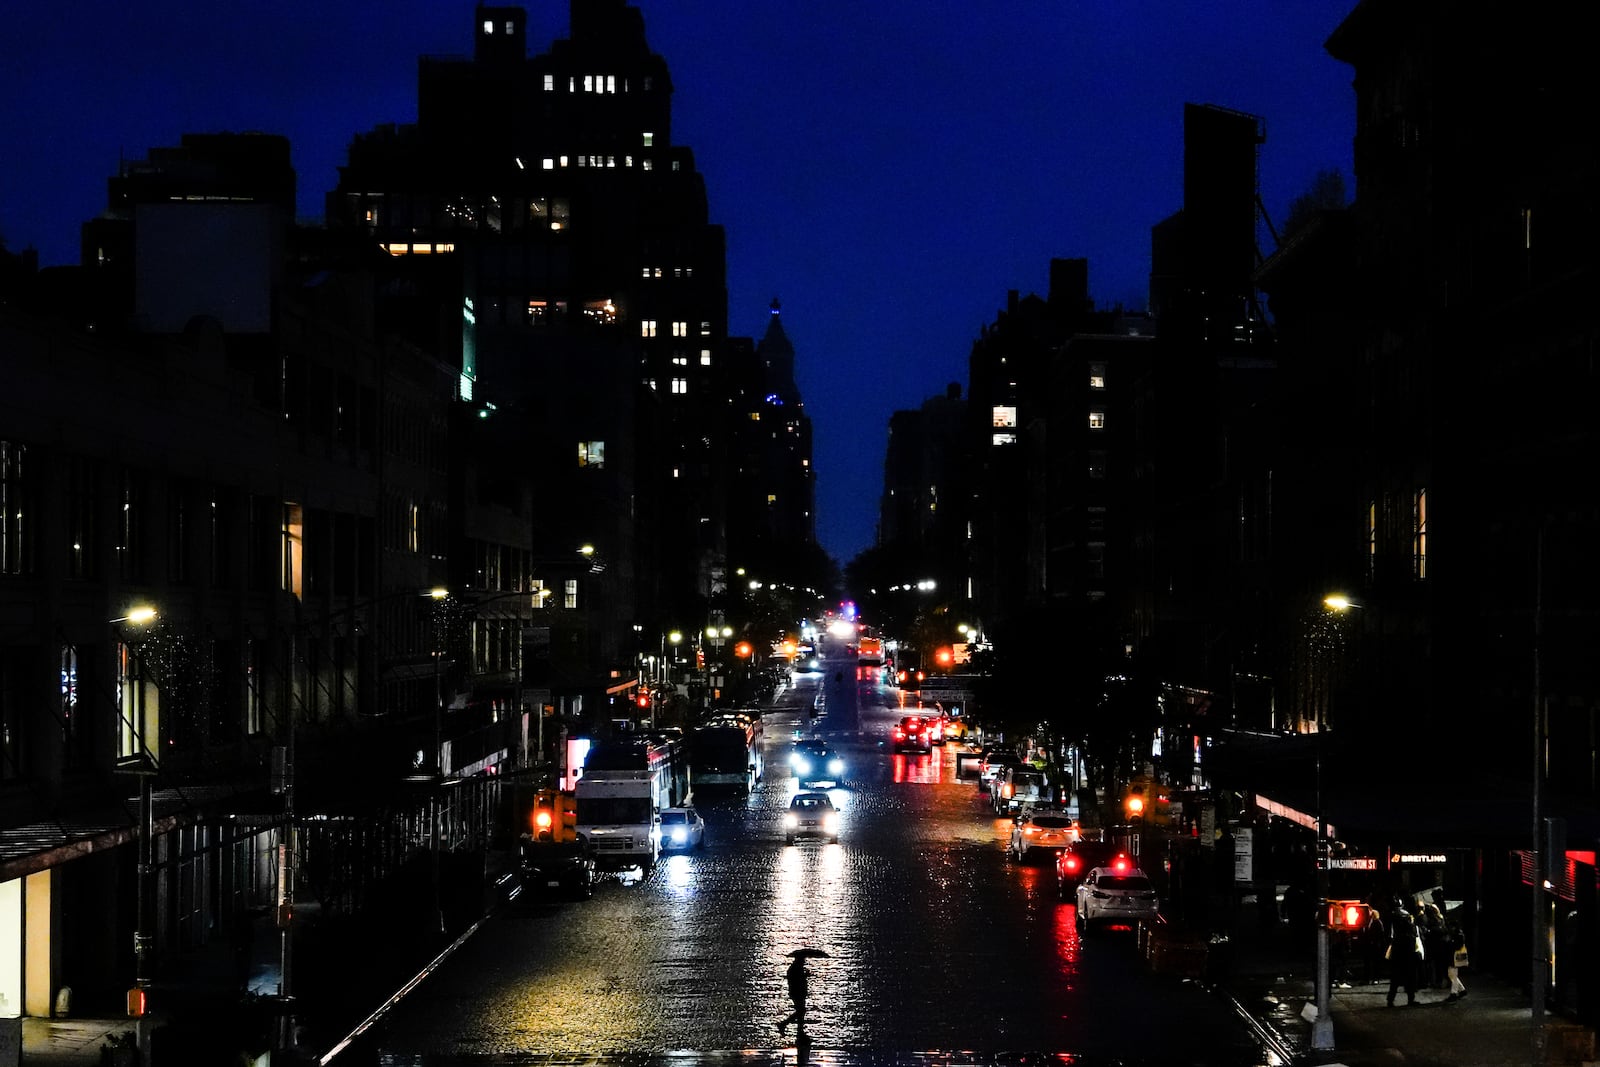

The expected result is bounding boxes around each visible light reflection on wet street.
[364,653,1273,1064]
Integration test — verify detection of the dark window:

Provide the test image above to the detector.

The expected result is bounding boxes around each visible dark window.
[0,440,33,576]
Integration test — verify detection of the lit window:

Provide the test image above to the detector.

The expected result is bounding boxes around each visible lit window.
[671,321,688,337]
[992,433,1018,446]
[641,320,657,338]
[642,159,653,171]
[543,158,554,170]
[579,441,606,468]
[544,74,554,91]
[504,21,513,33]
[992,405,1017,428]
[700,350,712,366]
[568,77,575,92]
[642,132,654,147]
[767,494,778,506]
[1367,500,1377,578]
[672,354,688,366]
[654,267,663,278]
[531,579,547,608]
[1413,488,1427,579]
[584,75,594,92]
[671,378,688,394]
[625,156,633,167]
[483,20,494,33]
[564,579,578,610]
[607,75,616,93]
[559,155,569,167]
[749,412,761,421]
[1089,411,1106,430]
[672,161,680,171]
[282,503,304,597]
[699,322,711,336]
[1089,362,1106,389]
[642,266,653,279]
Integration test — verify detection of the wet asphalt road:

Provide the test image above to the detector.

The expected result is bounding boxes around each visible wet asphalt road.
[359,647,1275,1065]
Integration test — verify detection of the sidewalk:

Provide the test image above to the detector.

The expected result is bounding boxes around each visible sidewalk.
[1215,912,1600,1067]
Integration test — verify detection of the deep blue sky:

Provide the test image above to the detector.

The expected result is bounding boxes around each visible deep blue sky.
[1,1,1355,565]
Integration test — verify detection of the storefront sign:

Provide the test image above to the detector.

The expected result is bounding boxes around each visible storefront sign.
[1330,857,1377,870]
[1392,852,1447,865]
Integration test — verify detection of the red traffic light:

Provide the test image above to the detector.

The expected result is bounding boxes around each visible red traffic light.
[1327,900,1369,930]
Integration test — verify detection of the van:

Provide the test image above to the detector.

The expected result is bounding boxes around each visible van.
[993,766,1049,814]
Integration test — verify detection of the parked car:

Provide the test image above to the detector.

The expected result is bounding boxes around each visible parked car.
[993,766,1049,815]
[1055,841,1123,897]
[517,834,598,901]
[784,791,841,844]
[1008,810,1079,863]
[660,806,705,851]
[1075,857,1160,933]
[892,716,933,753]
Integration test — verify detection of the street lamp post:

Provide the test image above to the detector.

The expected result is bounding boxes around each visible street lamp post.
[110,606,159,1062]
[1311,593,1360,1052]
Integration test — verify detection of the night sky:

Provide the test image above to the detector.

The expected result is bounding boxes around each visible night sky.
[1,1,1355,564]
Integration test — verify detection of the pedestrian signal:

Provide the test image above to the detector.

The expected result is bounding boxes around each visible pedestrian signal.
[1327,900,1369,930]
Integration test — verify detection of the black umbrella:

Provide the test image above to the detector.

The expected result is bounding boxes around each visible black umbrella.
[786,947,830,959]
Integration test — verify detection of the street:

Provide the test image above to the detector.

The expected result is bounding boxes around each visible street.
[355,646,1274,1063]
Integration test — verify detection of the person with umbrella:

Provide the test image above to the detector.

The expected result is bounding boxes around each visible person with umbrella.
[779,948,828,1037]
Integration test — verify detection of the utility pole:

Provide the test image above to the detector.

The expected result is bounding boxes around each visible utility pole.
[1531,529,1547,1067]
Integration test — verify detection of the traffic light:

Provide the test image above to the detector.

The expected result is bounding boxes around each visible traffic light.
[734,641,753,659]
[1327,900,1370,931]
[1125,788,1146,824]
[935,647,954,668]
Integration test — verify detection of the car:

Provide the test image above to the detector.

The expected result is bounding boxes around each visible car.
[784,791,841,844]
[659,805,705,851]
[517,834,599,900]
[1008,810,1079,862]
[993,766,1049,815]
[892,716,933,753]
[941,713,970,742]
[1075,857,1161,933]
[923,715,945,745]
[1055,841,1124,897]
[790,740,846,787]
[977,748,1018,792]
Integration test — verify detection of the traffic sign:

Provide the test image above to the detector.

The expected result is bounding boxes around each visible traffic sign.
[1329,857,1377,870]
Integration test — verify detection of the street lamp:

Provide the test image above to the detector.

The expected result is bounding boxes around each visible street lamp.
[1310,592,1359,1051]
[111,604,158,1062]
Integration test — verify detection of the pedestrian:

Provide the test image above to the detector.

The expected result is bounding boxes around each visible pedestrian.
[1445,921,1469,1001]
[1362,899,1389,985]
[778,954,810,1036]
[1417,896,1449,989]
[1386,895,1424,1007]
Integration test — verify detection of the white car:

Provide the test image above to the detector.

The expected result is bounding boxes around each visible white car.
[784,791,841,844]
[660,806,704,851]
[1075,859,1160,934]
[1008,810,1079,862]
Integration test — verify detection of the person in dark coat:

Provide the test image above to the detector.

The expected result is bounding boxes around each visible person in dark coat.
[778,955,811,1036]
[1387,896,1424,1006]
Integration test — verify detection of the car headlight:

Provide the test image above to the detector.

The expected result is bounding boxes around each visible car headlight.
[827,758,844,775]
[795,759,812,775]
[784,813,799,828]
[823,812,841,832]
[671,827,687,844]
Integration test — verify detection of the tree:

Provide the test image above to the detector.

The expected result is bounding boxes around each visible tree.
[1281,168,1348,239]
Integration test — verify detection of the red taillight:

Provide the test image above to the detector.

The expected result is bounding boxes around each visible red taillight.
[1064,856,1080,871]
[1113,856,1128,871]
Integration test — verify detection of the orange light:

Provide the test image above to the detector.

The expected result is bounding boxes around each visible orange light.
[734,641,753,658]
[935,647,954,666]
[534,809,553,831]
[126,987,146,1018]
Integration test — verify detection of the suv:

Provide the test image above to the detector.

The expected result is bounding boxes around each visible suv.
[1075,858,1160,933]
[992,766,1049,815]
[784,791,841,844]
[892,716,933,753]
[1055,841,1123,897]
[1008,809,1078,863]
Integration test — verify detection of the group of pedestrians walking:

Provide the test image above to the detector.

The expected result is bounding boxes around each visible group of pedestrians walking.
[1379,891,1468,1006]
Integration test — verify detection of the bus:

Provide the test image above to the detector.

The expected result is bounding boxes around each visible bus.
[857,635,884,666]
[688,716,764,795]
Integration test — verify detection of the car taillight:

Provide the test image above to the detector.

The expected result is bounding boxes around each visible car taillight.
[1063,857,1080,872]
[1024,826,1038,835]
[1003,783,1014,798]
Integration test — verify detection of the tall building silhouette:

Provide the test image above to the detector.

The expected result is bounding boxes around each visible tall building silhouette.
[327,0,733,657]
